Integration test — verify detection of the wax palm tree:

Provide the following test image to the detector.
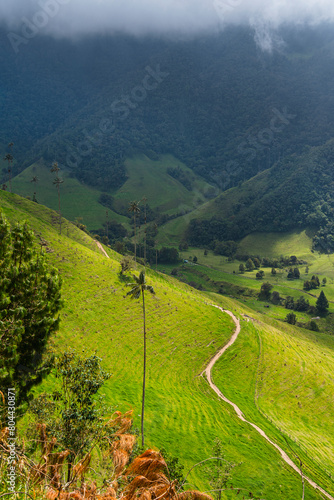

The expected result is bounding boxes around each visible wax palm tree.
[4,153,13,193]
[51,162,64,234]
[154,223,158,271]
[30,175,39,202]
[128,200,140,263]
[142,196,147,267]
[126,271,155,448]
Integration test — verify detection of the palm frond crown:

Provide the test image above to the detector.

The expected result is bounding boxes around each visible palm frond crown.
[126,272,155,299]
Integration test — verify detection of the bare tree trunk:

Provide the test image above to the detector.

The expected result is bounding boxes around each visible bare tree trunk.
[9,160,12,193]
[144,203,147,267]
[141,290,146,448]
[58,186,62,235]
[67,460,71,483]
[134,214,137,264]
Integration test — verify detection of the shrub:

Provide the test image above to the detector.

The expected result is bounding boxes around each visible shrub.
[285,312,297,325]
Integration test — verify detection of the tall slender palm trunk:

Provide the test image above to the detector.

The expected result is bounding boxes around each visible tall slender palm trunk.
[9,159,12,193]
[144,201,147,267]
[134,214,137,264]
[57,186,62,235]
[141,290,146,448]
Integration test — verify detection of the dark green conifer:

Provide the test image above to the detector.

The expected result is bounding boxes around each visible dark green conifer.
[316,290,329,314]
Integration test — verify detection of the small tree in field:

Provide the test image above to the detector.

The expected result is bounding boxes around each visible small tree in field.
[316,290,329,315]
[285,312,297,325]
[294,268,300,279]
[259,282,273,300]
[120,255,133,275]
[29,350,111,482]
[203,438,235,500]
[271,291,281,305]
[253,257,261,269]
[246,258,254,271]
[126,272,155,447]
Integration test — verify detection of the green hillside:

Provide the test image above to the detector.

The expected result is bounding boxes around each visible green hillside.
[11,154,213,233]
[10,159,129,231]
[183,138,334,249]
[113,154,214,215]
[237,230,314,260]
[1,191,334,498]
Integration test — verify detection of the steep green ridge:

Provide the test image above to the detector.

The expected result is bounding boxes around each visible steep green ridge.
[182,138,334,247]
[113,154,214,215]
[10,159,129,231]
[1,191,334,498]
[237,230,314,260]
[6,27,334,249]
[11,154,213,231]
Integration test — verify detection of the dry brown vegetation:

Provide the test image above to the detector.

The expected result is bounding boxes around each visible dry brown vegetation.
[0,410,213,500]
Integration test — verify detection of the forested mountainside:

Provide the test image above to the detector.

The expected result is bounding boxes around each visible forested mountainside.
[185,138,334,250]
[2,24,334,192]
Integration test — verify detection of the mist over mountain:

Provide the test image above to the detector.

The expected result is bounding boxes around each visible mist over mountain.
[2,0,334,41]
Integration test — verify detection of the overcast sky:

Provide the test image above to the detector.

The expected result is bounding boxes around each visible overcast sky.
[1,0,334,42]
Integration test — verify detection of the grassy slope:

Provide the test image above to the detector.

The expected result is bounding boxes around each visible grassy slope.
[211,295,334,487]
[237,229,315,260]
[11,154,214,232]
[161,256,334,341]
[10,159,130,231]
[174,230,334,301]
[157,200,212,246]
[157,174,265,245]
[1,191,333,499]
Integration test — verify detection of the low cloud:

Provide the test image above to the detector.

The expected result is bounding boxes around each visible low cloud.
[2,0,334,43]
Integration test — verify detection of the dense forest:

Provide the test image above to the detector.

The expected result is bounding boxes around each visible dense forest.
[186,138,334,251]
[2,25,334,192]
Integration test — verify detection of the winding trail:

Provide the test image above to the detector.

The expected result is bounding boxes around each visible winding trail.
[94,240,110,259]
[90,243,332,497]
[203,305,334,500]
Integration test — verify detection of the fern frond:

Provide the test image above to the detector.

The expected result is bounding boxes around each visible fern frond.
[138,490,152,500]
[113,449,130,477]
[126,451,167,479]
[119,434,136,453]
[72,452,91,480]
